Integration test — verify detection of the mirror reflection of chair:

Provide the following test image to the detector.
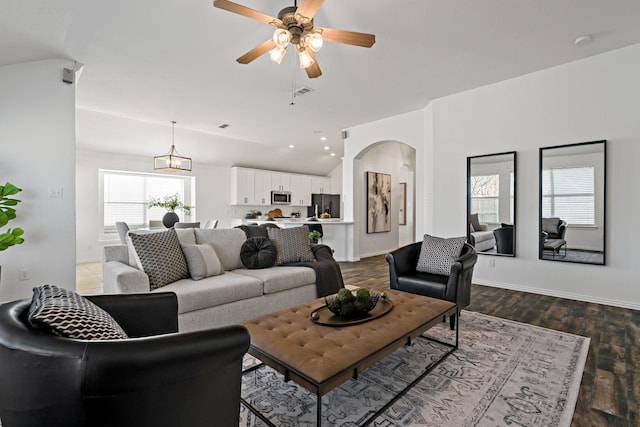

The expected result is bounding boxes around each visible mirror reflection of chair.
[174,222,200,229]
[493,224,514,255]
[0,292,250,427]
[203,219,218,229]
[386,240,478,329]
[115,221,129,244]
[541,217,567,258]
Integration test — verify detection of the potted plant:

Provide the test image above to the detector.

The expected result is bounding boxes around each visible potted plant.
[309,230,322,244]
[0,182,24,251]
[146,193,194,228]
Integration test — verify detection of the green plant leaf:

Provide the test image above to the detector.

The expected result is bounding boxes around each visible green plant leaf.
[2,183,22,197]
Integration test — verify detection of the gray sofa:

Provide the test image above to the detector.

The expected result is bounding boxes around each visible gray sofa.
[103,228,337,332]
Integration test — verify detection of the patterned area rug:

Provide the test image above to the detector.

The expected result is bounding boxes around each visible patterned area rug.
[240,311,589,426]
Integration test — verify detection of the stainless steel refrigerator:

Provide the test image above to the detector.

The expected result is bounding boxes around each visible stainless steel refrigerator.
[307,194,341,218]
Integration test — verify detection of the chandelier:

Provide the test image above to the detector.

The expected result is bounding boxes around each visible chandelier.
[154,121,192,172]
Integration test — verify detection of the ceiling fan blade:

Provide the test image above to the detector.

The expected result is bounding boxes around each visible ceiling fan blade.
[213,0,282,27]
[319,27,376,48]
[305,49,322,79]
[295,0,324,22]
[237,39,276,64]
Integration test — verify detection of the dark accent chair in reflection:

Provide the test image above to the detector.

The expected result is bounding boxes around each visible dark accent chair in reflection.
[541,217,567,240]
[0,292,250,427]
[386,242,477,329]
[493,224,514,254]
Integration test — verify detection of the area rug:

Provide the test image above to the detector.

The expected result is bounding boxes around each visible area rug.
[239,311,589,426]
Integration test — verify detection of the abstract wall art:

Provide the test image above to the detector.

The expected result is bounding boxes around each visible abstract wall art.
[366,171,391,233]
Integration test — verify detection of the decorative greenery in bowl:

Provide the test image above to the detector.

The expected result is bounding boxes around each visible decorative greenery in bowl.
[146,193,193,215]
[309,230,322,243]
[325,288,379,318]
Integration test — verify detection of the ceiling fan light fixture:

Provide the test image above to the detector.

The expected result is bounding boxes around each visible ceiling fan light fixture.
[269,45,287,64]
[273,28,292,48]
[304,33,323,52]
[298,48,314,69]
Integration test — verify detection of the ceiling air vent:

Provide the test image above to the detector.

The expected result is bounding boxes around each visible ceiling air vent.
[219,123,230,129]
[292,86,314,97]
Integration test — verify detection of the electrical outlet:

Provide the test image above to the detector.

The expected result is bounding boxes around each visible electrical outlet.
[18,269,30,281]
[49,187,64,198]
[487,258,496,268]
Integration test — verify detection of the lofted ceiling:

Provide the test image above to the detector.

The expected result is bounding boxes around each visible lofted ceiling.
[3,0,640,175]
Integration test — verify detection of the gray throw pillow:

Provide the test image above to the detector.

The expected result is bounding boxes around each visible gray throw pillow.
[27,284,128,340]
[240,237,277,269]
[267,226,316,265]
[129,228,190,290]
[181,244,224,280]
[416,234,467,276]
[469,213,481,232]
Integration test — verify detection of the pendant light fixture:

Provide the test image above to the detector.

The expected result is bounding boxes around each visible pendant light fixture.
[154,121,192,172]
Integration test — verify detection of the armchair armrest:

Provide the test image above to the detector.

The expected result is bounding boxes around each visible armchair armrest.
[385,242,421,289]
[87,293,178,337]
[445,244,478,307]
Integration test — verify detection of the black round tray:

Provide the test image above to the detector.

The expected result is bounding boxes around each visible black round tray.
[310,298,393,326]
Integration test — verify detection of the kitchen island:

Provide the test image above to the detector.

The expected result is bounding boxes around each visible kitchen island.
[230,218,355,262]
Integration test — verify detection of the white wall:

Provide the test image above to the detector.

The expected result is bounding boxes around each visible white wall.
[0,60,77,302]
[421,43,640,309]
[343,110,424,260]
[344,43,640,309]
[76,150,232,263]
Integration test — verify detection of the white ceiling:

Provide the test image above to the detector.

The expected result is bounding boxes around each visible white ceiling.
[3,0,640,175]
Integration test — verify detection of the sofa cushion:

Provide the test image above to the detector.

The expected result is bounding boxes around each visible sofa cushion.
[267,226,315,265]
[240,237,277,269]
[156,272,263,313]
[129,228,190,290]
[175,228,196,244]
[181,244,224,280]
[27,284,128,340]
[195,228,246,271]
[416,234,466,276]
[235,266,316,294]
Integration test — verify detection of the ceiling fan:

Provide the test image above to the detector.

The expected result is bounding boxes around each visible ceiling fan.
[213,0,376,78]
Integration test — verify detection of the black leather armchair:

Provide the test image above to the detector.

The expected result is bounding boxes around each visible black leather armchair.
[0,292,250,427]
[386,243,477,329]
[493,225,514,254]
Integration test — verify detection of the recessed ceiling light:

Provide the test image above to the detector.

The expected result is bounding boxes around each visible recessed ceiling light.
[320,136,327,141]
[288,144,295,148]
[324,146,330,150]
[330,153,336,156]
[574,35,592,46]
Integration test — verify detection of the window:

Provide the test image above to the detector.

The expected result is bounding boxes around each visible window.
[100,170,195,236]
[470,175,499,223]
[542,166,595,225]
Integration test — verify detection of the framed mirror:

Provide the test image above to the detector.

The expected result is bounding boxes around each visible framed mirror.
[539,140,606,265]
[467,152,517,256]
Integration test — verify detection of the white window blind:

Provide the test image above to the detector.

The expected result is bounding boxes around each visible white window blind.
[470,174,499,223]
[101,170,194,233]
[542,166,595,225]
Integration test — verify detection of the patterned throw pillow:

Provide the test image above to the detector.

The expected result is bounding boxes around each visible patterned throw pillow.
[129,228,190,290]
[267,226,316,265]
[416,234,467,276]
[181,244,224,280]
[27,284,128,340]
[240,236,277,269]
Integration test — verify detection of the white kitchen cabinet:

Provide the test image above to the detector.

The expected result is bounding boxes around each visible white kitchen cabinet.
[271,172,290,191]
[290,174,312,206]
[230,167,255,205]
[311,176,331,194]
[254,170,272,205]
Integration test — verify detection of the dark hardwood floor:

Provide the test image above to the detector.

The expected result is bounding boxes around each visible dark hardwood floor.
[338,255,639,427]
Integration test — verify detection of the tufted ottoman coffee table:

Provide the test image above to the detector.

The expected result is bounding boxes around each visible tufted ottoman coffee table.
[241,289,458,426]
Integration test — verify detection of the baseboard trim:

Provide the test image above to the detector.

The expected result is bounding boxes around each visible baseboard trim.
[474,278,640,311]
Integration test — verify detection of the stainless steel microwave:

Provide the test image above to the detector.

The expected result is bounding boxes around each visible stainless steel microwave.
[271,190,291,205]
